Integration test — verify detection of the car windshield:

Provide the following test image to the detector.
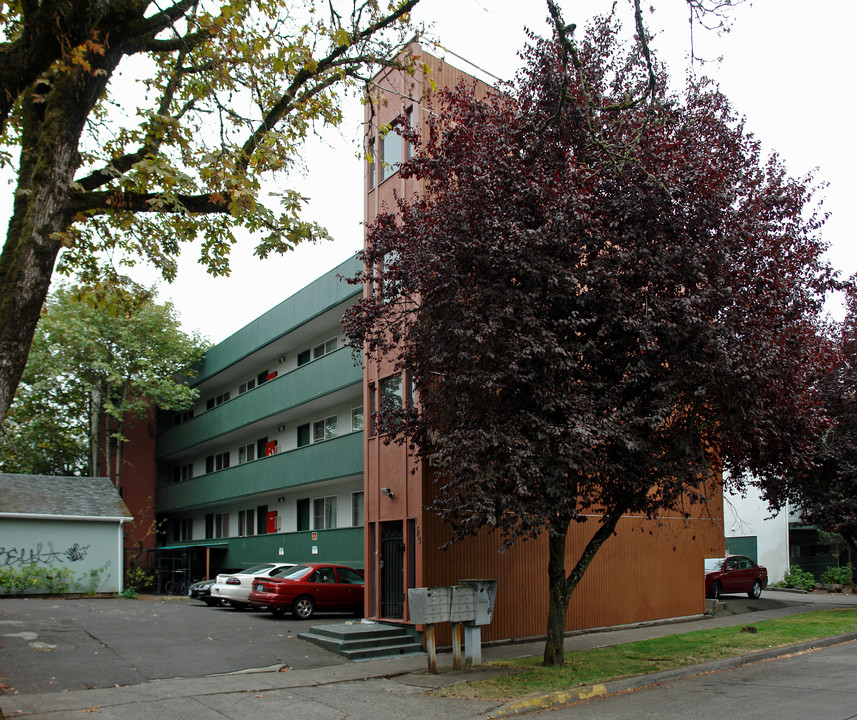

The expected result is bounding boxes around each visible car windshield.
[278,565,313,580]
[704,558,725,572]
[239,564,276,575]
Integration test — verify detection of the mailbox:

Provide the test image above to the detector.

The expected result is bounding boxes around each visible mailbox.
[407,586,451,625]
[449,585,476,623]
[458,578,497,626]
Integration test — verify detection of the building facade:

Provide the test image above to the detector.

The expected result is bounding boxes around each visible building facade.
[153,256,366,587]
[361,44,724,642]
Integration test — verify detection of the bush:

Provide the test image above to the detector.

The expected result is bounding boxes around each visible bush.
[820,564,854,586]
[783,567,816,591]
[0,562,108,595]
[125,566,153,593]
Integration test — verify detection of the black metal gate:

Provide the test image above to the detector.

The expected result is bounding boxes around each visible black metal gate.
[380,521,404,618]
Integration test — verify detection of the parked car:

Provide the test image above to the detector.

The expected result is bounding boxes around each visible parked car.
[210,563,296,609]
[188,578,219,606]
[248,563,364,619]
[705,555,768,599]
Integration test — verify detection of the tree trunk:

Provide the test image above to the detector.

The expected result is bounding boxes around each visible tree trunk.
[543,526,573,666]
[0,48,116,426]
[542,509,627,667]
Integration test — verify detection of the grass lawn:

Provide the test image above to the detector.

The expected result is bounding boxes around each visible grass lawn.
[431,608,857,700]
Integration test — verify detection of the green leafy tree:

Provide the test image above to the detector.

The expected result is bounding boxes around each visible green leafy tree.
[0,278,209,486]
[0,0,421,426]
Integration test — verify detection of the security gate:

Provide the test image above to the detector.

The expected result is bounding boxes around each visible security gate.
[380,521,404,618]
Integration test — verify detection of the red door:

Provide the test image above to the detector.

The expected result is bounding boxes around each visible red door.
[266,511,278,533]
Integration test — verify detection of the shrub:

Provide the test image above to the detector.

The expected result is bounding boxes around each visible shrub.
[783,567,816,591]
[0,562,108,595]
[820,564,854,586]
[125,566,153,593]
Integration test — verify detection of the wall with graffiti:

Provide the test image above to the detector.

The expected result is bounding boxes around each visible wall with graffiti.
[0,518,123,594]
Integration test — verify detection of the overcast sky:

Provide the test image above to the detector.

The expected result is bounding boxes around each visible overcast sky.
[3,1,854,343]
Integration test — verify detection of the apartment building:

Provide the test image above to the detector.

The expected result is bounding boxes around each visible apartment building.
[153,256,365,585]
[361,44,725,642]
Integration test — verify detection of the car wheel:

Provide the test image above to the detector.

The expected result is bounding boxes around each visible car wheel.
[748,579,762,599]
[292,596,315,619]
[709,581,721,600]
[270,607,286,618]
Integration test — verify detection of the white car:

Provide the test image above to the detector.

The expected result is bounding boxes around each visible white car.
[211,563,295,608]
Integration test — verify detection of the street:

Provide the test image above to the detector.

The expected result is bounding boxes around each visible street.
[538,639,857,720]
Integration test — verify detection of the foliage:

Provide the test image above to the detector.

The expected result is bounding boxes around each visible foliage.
[0,0,422,426]
[0,563,109,594]
[432,609,857,700]
[120,587,139,599]
[0,277,209,480]
[820,564,853,586]
[344,6,837,666]
[782,567,816,591]
[125,566,155,593]
[789,286,857,558]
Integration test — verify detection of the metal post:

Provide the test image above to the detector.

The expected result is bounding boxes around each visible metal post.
[463,625,482,666]
[425,623,438,673]
[452,622,464,669]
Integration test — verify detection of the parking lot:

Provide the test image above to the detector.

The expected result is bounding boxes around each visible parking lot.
[0,594,354,695]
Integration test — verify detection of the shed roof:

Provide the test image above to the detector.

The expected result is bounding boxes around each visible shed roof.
[0,474,132,520]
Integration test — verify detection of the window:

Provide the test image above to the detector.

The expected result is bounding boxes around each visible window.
[206,391,230,410]
[351,406,364,432]
[405,106,414,160]
[238,508,256,536]
[368,383,376,435]
[381,122,403,181]
[380,375,403,431]
[298,338,337,366]
[367,136,376,189]
[205,513,214,539]
[214,512,229,538]
[313,415,338,443]
[172,463,193,483]
[337,566,364,584]
[352,491,364,527]
[238,443,255,464]
[256,437,268,459]
[205,452,230,473]
[238,378,256,394]
[171,518,192,542]
[174,409,194,425]
[297,423,311,447]
[313,496,337,530]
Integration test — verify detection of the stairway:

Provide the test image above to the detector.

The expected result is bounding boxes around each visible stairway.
[298,622,425,661]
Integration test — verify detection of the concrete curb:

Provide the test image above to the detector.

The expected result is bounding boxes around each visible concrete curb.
[483,632,857,718]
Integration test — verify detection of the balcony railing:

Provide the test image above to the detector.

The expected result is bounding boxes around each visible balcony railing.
[157,431,363,512]
[158,347,362,458]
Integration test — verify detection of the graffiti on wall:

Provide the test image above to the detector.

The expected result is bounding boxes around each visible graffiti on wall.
[0,542,91,568]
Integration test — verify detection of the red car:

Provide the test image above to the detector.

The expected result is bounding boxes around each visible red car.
[248,563,364,619]
[705,555,768,599]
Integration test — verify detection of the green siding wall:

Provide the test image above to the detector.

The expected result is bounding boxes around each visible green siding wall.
[165,527,363,571]
[158,348,362,458]
[157,431,363,511]
[195,255,362,383]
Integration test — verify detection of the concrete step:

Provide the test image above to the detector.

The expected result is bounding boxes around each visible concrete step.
[298,622,425,661]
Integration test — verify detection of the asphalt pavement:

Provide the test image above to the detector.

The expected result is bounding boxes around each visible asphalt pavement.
[1,589,856,719]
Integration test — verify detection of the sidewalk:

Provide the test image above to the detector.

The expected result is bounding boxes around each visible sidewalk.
[3,590,856,720]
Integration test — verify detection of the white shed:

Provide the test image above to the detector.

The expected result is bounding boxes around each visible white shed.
[0,474,132,594]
